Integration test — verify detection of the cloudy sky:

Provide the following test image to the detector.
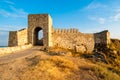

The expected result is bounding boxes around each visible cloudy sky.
[0,0,120,46]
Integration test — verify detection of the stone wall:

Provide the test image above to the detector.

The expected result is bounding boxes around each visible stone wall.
[48,15,53,46]
[53,28,95,53]
[94,30,111,47]
[0,44,32,56]
[17,29,28,46]
[8,31,18,47]
[52,29,110,53]
[8,28,28,46]
[54,28,79,33]
[28,14,53,46]
[8,14,111,53]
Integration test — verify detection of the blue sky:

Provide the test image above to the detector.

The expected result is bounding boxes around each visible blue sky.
[0,0,120,46]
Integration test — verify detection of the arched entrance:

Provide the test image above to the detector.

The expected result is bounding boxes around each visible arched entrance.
[28,14,53,47]
[33,27,43,46]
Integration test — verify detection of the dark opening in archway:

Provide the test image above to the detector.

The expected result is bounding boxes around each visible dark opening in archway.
[34,27,43,46]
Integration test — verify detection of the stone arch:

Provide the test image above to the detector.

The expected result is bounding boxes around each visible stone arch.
[33,27,43,46]
[28,14,53,47]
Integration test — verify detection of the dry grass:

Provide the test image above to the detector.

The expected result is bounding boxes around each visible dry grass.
[0,47,120,80]
[21,55,80,80]
[91,63,120,80]
[21,46,120,80]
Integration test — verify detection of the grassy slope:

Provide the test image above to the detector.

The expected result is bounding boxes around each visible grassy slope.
[0,51,97,80]
[0,39,120,80]
[81,39,120,80]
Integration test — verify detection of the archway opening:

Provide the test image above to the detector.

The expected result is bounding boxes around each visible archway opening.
[34,27,43,46]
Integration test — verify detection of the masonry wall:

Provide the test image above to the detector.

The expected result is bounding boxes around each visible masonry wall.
[52,28,95,53]
[8,31,18,47]
[28,14,53,47]
[48,15,53,46]
[8,29,28,47]
[52,29,110,53]
[17,29,28,46]
[94,30,111,47]
[0,44,32,56]
[8,14,111,53]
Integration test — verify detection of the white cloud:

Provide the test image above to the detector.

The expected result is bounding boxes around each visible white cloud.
[110,11,120,21]
[116,9,120,12]
[0,5,28,18]
[85,0,107,10]
[0,9,10,17]
[98,17,105,24]
[88,16,96,20]
[4,0,15,5]
[108,7,120,21]
[88,16,106,24]
[0,31,8,35]
[113,13,120,21]
[10,6,26,14]
[0,25,26,31]
[0,0,28,18]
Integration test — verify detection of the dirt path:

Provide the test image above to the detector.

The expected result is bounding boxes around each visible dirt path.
[0,46,42,64]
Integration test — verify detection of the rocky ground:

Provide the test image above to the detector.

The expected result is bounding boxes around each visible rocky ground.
[0,50,97,80]
[0,39,120,80]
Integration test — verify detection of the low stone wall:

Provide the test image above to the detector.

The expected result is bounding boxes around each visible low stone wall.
[0,44,32,56]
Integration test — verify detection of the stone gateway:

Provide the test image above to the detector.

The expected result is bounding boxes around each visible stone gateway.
[8,14,111,53]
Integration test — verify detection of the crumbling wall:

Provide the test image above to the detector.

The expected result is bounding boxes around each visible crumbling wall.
[8,14,111,54]
[8,31,18,47]
[52,28,95,53]
[52,29,110,53]
[94,30,111,47]
[17,29,28,46]
[8,28,28,47]
[0,44,32,56]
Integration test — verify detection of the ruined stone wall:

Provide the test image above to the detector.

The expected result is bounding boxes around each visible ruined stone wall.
[52,28,95,53]
[52,29,110,53]
[17,29,28,46]
[8,14,111,53]
[8,31,18,47]
[94,30,111,47]
[8,29,28,47]
[48,15,53,46]
[0,44,32,56]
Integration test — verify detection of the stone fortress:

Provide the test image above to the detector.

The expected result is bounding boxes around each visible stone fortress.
[8,14,111,53]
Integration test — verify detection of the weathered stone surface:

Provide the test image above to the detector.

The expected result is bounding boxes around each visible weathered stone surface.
[52,32,94,53]
[0,44,32,56]
[8,14,111,53]
[18,29,28,46]
[28,14,53,47]
[8,31,18,46]
[8,29,28,46]
[75,45,86,53]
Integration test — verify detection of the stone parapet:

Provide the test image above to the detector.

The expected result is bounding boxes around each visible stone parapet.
[54,28,79,34]
[0,44,32,56]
